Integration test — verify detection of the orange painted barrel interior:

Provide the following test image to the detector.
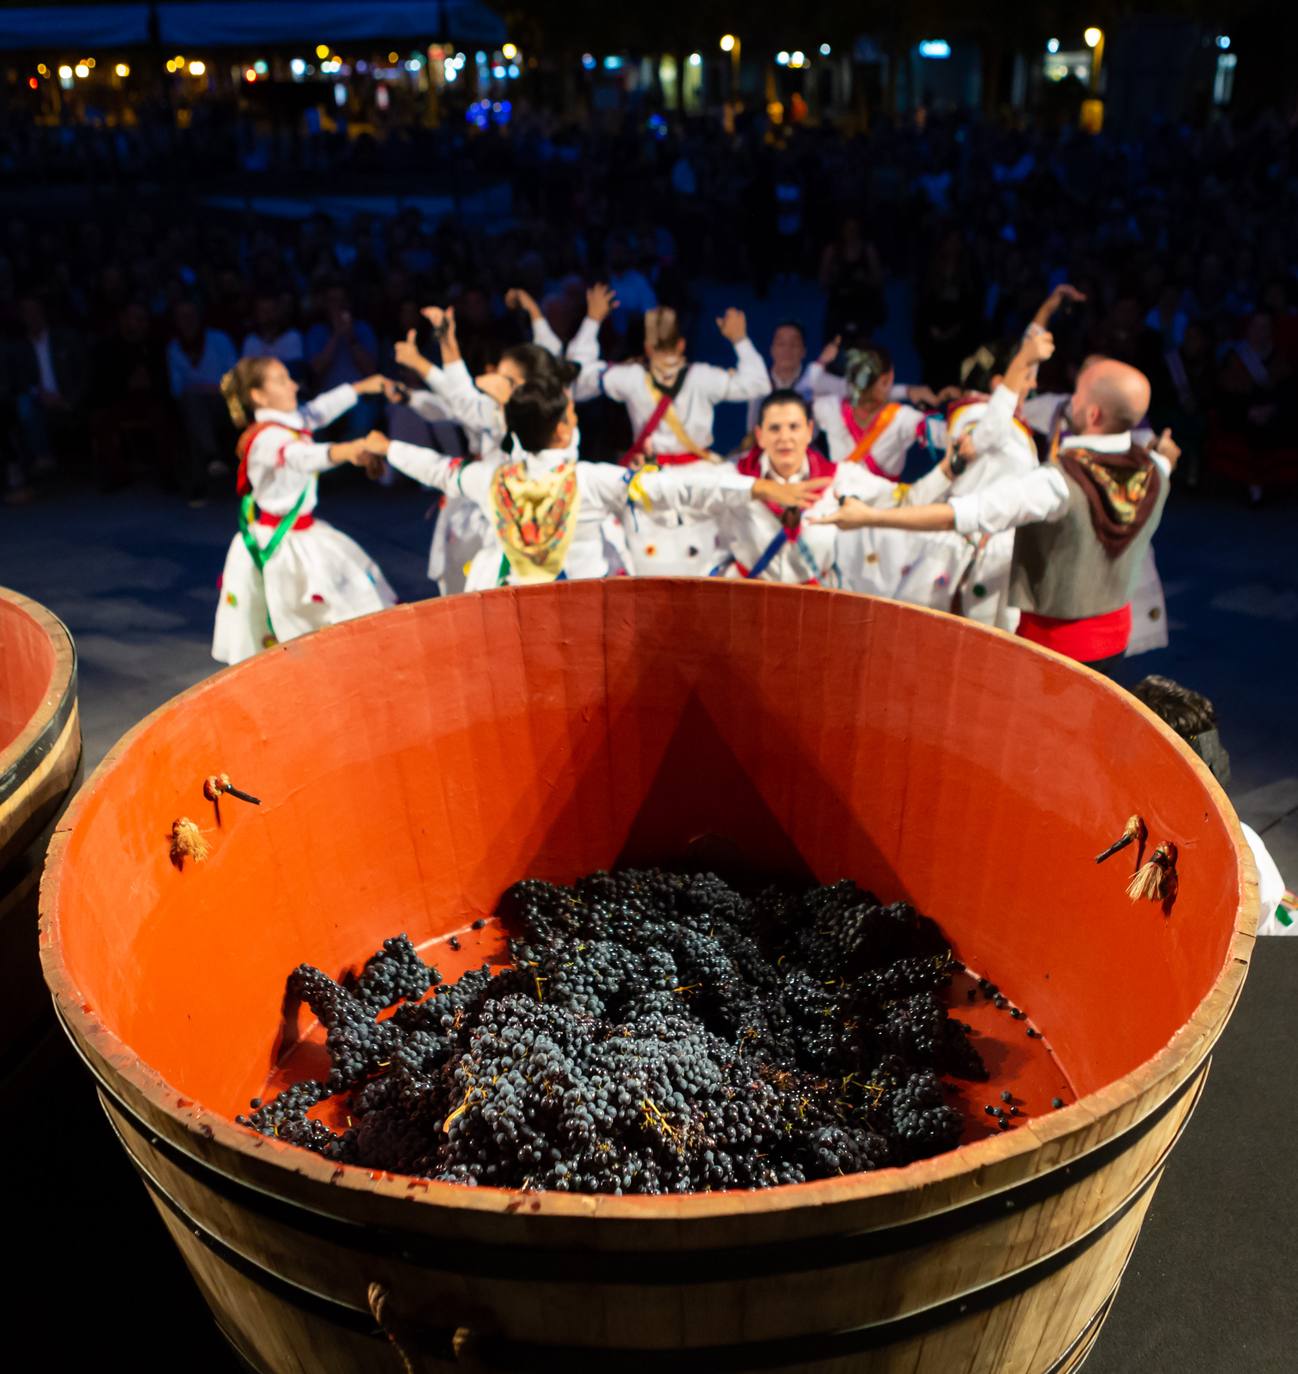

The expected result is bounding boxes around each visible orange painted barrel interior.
[0,595,56,755]
[48,581,1244,1165]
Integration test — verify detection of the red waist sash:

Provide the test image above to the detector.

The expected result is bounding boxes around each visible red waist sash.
[255,510,315,531]
[1017,604,1131,663]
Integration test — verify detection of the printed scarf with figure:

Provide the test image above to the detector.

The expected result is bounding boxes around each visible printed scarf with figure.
[1056,444,1162,559]
[489,459,581,584]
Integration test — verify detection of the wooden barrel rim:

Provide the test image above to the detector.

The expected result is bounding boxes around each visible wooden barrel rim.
[38,585,1261,1225]
[67,999,1211,1279]
[0,586,77,812]
[103,1064,1205,1365]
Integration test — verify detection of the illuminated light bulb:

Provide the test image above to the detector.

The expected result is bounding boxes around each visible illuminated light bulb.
[1084,27,1102,48]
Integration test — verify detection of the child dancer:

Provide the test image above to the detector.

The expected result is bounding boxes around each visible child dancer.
[211,358,397,665]
[568,305,769,576]
[891,332,1049,629]
[809,345,955,597]
[361,379,829,587]
[392,288,618,593]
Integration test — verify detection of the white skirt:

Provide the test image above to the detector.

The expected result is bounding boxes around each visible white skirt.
[1125,548,1170,657]
[212,516,396,665]
[893,529,1020,631]
[428,494,492,597]
[838,526,930,601]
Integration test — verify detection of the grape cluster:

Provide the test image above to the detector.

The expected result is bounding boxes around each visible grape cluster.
[240,870,987,1193]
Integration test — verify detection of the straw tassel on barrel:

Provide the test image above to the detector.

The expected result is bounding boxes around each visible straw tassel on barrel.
[1128,842,1178,902]
[169,818,210,868]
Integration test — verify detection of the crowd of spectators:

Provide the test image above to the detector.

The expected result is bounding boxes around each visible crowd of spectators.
[3,99,1298,503]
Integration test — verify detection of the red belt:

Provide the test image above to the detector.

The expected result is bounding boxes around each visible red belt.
[1017,604,1131,663]
[256,510,315,531]
[643,452,706,467]
[735,562,820,587]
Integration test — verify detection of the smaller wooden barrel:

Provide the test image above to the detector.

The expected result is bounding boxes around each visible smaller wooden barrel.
[1,587,80,1070]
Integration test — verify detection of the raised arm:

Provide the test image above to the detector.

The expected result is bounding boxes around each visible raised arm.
[1030,284,1086,333]
[394,330,445,394]
[506,288,564,357]
[697,310,770,403]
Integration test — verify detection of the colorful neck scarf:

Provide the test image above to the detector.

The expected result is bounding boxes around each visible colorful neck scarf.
[489,459,581,583]
[1057,444,1162,558]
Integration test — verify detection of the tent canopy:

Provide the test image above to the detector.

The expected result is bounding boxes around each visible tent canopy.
[0,2,507,51]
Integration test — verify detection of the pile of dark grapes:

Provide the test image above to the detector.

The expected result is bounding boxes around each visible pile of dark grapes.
[239,871,986,1194]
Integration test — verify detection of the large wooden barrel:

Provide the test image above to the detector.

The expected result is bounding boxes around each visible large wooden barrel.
[1,586,80,1071]
[40,581,1255,1373]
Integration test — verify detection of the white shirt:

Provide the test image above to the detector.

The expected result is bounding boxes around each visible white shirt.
[714,455,953,584]
[945,385,1039,496]
[812,387,938,475]
[582,339,769,454]
[243,384,358,515]
[1245,823,1290,936]
[243,329,305,363]
[385,442,758,583]
[949,430,1171,537]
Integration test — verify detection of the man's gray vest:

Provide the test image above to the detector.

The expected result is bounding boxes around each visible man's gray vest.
[1009,452,1168,620]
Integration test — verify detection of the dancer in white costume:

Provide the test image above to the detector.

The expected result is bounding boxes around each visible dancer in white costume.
[361,379,830,586]
[393,286,621,593]
[809,345,956,598]
[715,390,972,586]
[211,357,397,665]
[569,305,769,576]
[892,332,1049,629]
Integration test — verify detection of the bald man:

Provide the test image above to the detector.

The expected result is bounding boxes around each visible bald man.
[816,351,1180,673]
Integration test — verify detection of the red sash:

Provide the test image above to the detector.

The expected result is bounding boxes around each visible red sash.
[235,420,313,495]
[255,510,315,531]
[1017,605,1132,663]
[619,390,675,468]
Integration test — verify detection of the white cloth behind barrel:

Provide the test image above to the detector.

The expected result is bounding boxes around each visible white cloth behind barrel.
[1124,549,1170,657]
[1243,823,1291,936]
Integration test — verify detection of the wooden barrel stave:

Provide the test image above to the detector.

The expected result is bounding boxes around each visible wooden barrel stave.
[1,588,80,1067]
[98,1035,1208,1362]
